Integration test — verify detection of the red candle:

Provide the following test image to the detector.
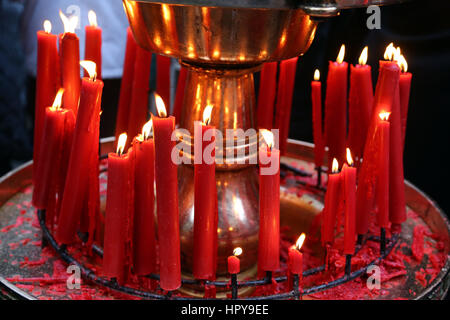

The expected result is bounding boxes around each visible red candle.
[172,66,188,122]
[151,94,181,291]
[324,45,348,166]
[257,62,278,129]
[321,159,341,245]
[389,81,407,229]
[84,10,102,80]
[311,69,325,168]
[342,149,356,255]
[398,55,412,150]
[34,20,60,188]
[228,248,242,275]
[348,47,374,162]
[103,134,132,284]
[258,130,280,272]
[59,11,80,115]
[32,90,67,210]
[132,121,157,276]
[115,28,138,139]
[127,46,152,148]
[193,106,217,280]
[355,62,400,236]
[288,234,305,276]
[274,57,298,154]
[156,55,171,110]
[57,63,104,244]
[376,112,391,228]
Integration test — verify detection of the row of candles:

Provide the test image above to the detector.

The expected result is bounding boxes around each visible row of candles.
[30,10,305,293]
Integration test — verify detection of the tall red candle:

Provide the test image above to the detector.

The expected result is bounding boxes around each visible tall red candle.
[274,57,298,154]
[324,45,348,166]
[311,69,325,168]
[152,94,181,291]
[376,112,391,228]
[84,10,102,80]
[228,248,242,275]
[355,62,400,236]
[389,82,407,229]
[172,66,188,122]
[57,64,104,244]
[132,121,156,276]
[59,11,80,116]
[343,149,356,255]
[193,107,217,280]
[115,28,138,139]
[127,46,152,148]
[34,20,60,188]
[398,55,412,150]
[103,134,133,284]
[348,47,374,161]
[156,55,171,111]
[321,159,341,246]
[257,62,278,129]
[258,130,280,272]
[32,90,67,210]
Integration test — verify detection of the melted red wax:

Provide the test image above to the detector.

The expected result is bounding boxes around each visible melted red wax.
[0,162,447,300]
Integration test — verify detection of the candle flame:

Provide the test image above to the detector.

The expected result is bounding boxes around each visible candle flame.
[384,43,395,61]
[142,120,153,140]
[80,60,97,81]
[43,20,52,34]
[314,69,320,81]
[51,89,64,110]
[260,129,274,149]
[346,148,354,167]
[88,10,98,27]
[358,46,368,65]
[202,105,213,126]
[116,133,127,155]
[336,44,345,64]
[332,158,339,174]
[59,10,78,34]
[155,93,167,118]
[379,111,391,121]
[398,54,408,73]
[296,233,306,251]
[233,247,242,257]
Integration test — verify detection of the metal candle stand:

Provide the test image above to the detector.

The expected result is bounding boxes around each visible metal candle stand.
[35,157,399,300]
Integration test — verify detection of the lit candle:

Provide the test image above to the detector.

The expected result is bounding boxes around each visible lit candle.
[274,57,298,154]
[115,27,138,140]
[342,149,356,255]
[311,69,325,169]
[355,52,400,236]
[321,159,341,246]
[103,134,132,284]
[398,54,412,151]
[193,105,217,280]
[84,10,102,80]
[59,11,80,115]
[324,44,348,166]
[288,233,305,292]
[151,94,181,291]
[34,20,60,188]
[257,62,278,129]
[228,247,242,274]
[376,112,391,228]
[348,47,374,162]
[57,62,104,244]
[257,129,280,273]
